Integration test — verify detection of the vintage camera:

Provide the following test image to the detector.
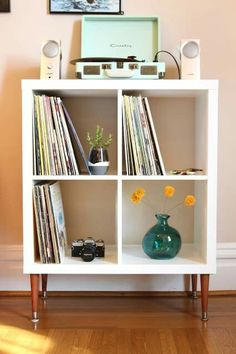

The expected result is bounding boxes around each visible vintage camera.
[71,237,105,262]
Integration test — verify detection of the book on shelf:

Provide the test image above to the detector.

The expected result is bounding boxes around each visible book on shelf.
[122,94,166,175]
[33,94,89,175]
[33,181,67,263]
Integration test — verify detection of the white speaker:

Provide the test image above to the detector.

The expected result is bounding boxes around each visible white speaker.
[180,39,200,80]
[40,40,61,80]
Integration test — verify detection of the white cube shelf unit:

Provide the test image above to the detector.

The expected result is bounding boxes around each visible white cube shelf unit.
[22,79,218,321]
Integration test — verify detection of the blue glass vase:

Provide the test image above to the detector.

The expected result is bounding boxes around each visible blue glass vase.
[142,214,181,259]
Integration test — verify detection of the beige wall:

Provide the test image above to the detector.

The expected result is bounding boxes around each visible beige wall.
[0,0,235,245]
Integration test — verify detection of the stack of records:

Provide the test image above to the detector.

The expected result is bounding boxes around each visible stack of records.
[122,95,165,175]
[33,181,67,264]
[33,95,89,175]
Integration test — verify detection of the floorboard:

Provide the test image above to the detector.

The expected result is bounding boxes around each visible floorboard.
[0,295,236,353]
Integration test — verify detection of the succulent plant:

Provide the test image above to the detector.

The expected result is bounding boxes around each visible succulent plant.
[87,125,112,149]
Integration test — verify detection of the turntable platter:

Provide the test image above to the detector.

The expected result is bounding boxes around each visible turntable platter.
[70,56,145,65]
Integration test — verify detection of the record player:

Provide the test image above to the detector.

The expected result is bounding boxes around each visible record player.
[71,16,165,80]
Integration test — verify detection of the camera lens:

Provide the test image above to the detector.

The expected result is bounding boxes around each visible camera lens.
[81,245,95,262]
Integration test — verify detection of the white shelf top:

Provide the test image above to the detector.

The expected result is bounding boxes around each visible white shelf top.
[22,79,218,98]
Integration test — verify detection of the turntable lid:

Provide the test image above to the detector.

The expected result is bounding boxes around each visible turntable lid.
[81,16,160,62]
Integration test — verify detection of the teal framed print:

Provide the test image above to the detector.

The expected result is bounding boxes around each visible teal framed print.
[49,0,122,14]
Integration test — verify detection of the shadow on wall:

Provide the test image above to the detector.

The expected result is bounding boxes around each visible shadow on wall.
[0,63,38,244]
[66,20,81,79]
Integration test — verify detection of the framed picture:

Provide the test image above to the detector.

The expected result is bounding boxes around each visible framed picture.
[0,0,10,12]
[49,0,122,14]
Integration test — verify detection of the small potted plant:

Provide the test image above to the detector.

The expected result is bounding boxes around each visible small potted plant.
[87,125,112,175]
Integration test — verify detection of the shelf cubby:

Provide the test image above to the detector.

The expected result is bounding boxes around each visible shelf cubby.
[122,89,208,176]
[121,179,212,273]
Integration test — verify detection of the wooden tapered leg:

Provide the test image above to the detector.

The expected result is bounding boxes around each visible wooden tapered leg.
[191,274,198,299]
[200,274,209,321]
[41,274,48,299]
[30,274,40,322]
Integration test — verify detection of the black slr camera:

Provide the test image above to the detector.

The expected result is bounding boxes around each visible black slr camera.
[71,237,105,262]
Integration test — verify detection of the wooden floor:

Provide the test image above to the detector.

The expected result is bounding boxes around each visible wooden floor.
[0,295,236,354]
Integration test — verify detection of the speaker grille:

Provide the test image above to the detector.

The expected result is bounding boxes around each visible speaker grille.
[42,40,59,58]
[182,41,199,59]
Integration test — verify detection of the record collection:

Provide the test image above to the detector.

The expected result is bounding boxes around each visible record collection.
[122,95,165,175]
[33,181,67,264]
[33,95,86,175]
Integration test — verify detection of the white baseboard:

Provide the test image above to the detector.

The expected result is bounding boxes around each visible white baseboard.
[0,244,236,291]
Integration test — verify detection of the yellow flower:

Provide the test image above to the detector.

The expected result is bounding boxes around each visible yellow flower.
[164,185,175,198]
[130,186,196,211]
[131,192,142,204]
[131,188,145,204]
[184,195,196,206]
[135,188,145,198]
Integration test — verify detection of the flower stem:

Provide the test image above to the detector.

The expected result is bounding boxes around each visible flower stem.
[143,197,156,212]
[166,201,183,214]
[163,197,167,214]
